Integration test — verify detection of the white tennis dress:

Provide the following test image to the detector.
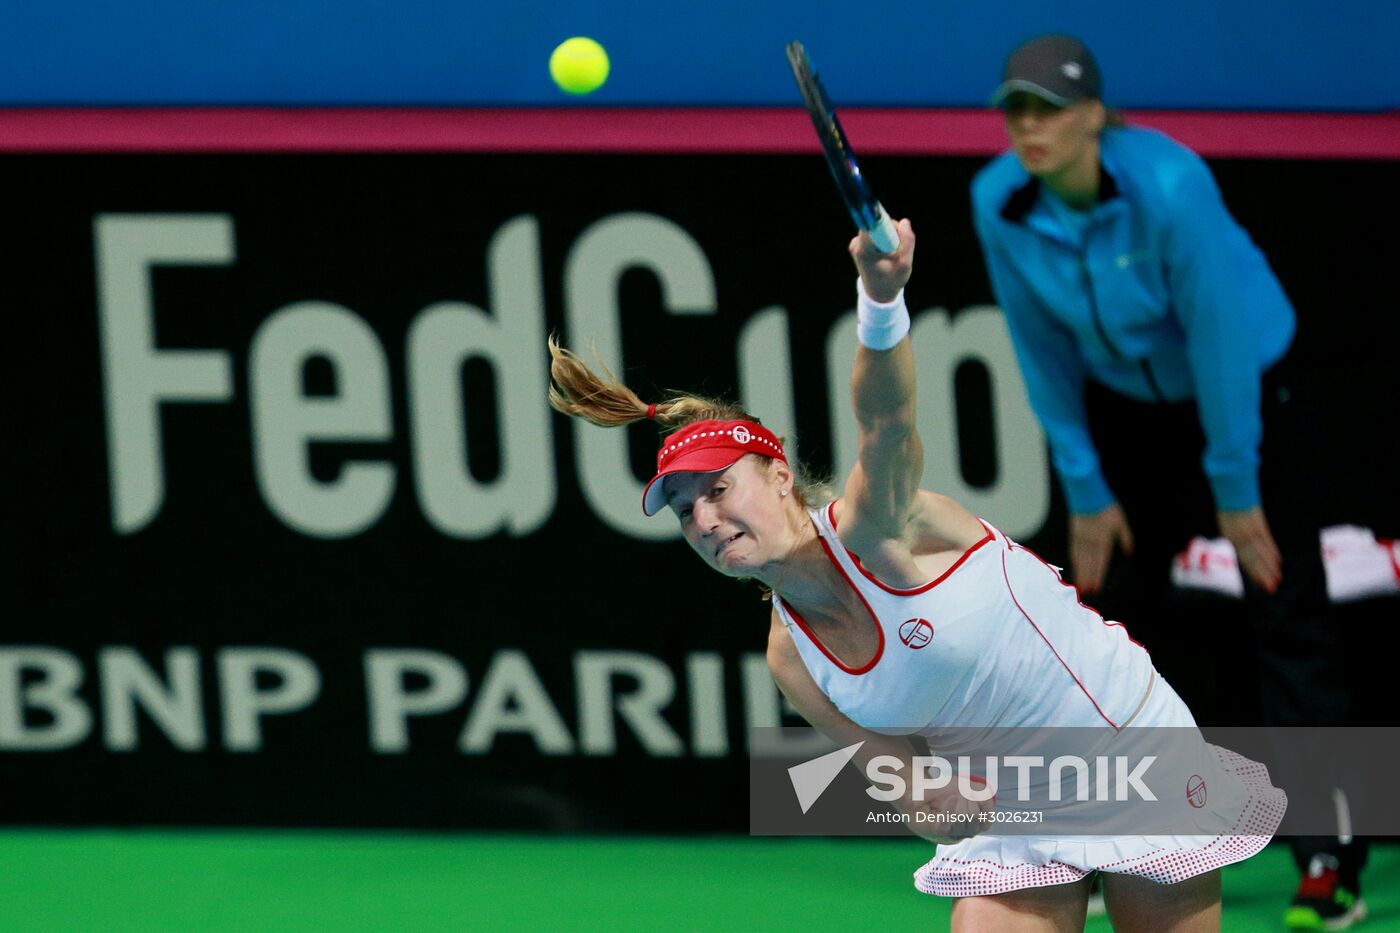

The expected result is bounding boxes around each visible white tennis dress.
[772,502,1286,898]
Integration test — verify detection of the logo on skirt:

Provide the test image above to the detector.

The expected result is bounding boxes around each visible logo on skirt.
[1187,774,1208,808]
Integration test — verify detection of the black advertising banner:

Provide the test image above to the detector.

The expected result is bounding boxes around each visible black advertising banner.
[5,153,1397,830]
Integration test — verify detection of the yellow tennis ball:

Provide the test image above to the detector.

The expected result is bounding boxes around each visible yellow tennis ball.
[550,37,610,95]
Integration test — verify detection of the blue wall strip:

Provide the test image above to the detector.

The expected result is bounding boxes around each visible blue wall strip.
[1,0,1397,109]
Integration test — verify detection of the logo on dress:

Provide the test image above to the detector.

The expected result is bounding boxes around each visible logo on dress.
[898,618,934,649]
[732,425,752,444]
[1186,774,1208,808]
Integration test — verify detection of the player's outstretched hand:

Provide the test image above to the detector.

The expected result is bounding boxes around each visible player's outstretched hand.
[1218,506,1282,594]
[850,218,914,303]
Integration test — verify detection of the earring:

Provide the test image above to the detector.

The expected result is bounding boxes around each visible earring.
[780,490,788,497]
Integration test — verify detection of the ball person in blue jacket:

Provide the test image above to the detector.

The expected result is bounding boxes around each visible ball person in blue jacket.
[970,34,1368,931]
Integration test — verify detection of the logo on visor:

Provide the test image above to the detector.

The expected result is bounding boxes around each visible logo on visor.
[899,618,934,649]
[732,425,752,444]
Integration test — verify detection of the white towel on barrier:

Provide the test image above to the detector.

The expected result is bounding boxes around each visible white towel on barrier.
[1171,536,1246,598]
[1320,524,1400,603]
[1170,526,1400,603]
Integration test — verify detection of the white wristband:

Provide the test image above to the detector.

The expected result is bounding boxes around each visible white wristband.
[856,279,910,350]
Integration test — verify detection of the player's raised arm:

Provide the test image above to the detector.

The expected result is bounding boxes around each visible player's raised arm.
[842,219,924,545]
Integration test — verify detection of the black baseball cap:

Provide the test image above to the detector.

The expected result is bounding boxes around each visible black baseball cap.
[990,34,1102,108]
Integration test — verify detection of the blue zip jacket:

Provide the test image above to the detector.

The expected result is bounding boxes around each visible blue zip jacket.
[971,126,1295,515]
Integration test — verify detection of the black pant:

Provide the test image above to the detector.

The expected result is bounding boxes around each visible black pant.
[1078,356,1392,887]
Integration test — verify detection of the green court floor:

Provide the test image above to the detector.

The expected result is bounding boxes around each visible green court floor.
[0,833,1395,931]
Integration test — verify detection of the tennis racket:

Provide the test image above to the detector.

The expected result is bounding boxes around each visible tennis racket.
[785,40,900,255]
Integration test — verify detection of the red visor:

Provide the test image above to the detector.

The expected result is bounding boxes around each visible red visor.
[641,419,787,516]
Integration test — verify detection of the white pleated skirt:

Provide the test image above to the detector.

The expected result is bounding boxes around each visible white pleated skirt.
[912,676,1287,898]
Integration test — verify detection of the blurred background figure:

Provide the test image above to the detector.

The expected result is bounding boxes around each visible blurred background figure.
[969,33,1379,930]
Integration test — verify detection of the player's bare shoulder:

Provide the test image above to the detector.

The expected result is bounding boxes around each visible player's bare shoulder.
[836,489,984,554]
[906,489,987,554]
[829,491,985,590]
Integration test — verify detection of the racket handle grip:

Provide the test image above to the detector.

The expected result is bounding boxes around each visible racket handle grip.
[869,203,900,255]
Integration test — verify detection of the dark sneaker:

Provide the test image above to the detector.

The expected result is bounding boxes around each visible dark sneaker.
[1284,854,1368,931]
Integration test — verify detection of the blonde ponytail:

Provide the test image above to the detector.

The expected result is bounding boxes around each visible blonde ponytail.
[547,335,651,427]
[547,335,750,429]
[546,335,836,509]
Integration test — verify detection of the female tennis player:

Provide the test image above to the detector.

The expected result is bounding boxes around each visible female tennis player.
[548,220,1284,932]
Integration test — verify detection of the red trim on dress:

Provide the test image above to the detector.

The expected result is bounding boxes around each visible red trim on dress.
[999,550,1121,731]
[826,501,996,595]
[778,592,884,676]
[779,506,887,676]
